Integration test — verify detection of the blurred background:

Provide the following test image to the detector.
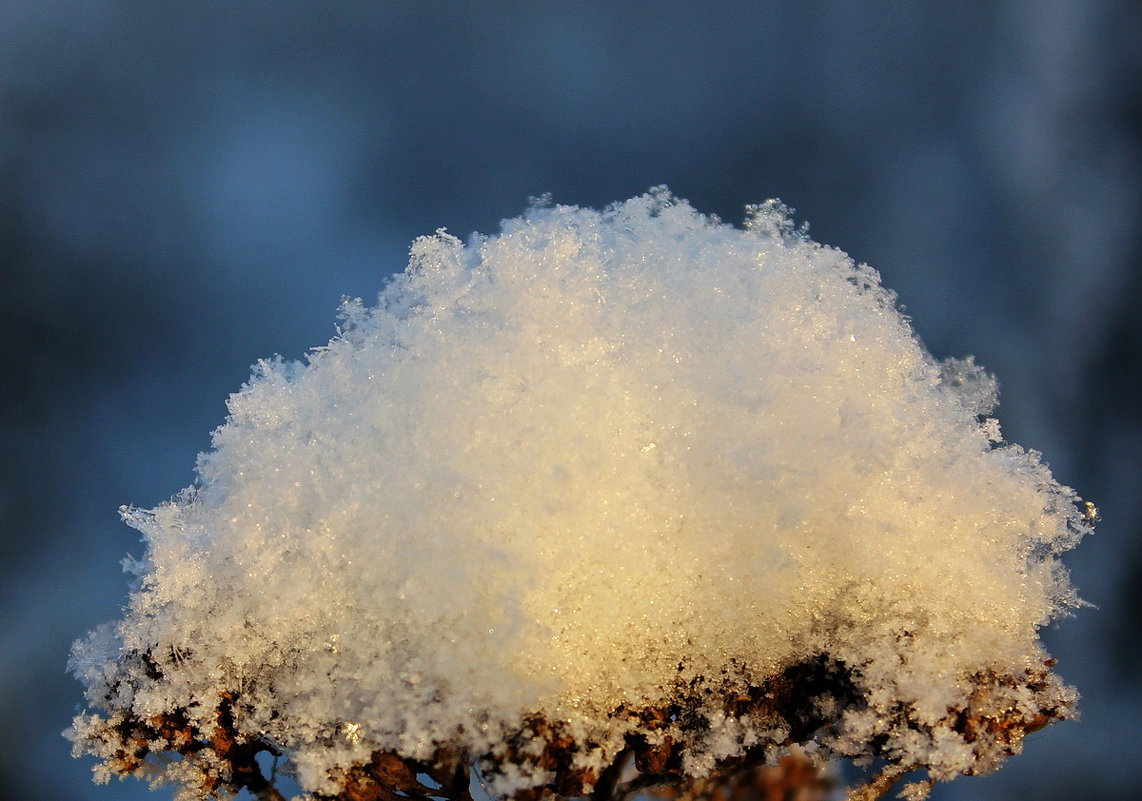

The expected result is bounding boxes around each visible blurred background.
[1,1,1139,799]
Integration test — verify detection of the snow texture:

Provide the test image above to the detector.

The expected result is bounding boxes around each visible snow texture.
[69,189,1090,798]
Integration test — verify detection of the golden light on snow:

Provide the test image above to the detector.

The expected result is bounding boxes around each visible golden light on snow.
[69,190,1091,801]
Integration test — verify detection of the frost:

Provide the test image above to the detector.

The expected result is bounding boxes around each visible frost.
[68,189,1091,800]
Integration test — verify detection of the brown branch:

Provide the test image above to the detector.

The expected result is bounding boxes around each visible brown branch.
[844,764,913,801]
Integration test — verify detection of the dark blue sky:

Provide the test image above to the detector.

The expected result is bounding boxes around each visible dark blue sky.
[2,2,1139,799]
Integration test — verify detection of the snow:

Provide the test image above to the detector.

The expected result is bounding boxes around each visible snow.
[68,189,1091,799]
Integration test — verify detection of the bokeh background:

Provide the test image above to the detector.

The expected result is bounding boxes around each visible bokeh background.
[2,1,1139,799]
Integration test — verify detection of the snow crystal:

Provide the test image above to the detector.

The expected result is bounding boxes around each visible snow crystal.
[68,188,1091,799]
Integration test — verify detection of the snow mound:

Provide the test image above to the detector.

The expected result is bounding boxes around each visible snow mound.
[69,189,1091,800]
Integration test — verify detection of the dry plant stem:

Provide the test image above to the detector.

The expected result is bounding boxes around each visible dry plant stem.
[89,651,1066,801]
[843,764,914,801]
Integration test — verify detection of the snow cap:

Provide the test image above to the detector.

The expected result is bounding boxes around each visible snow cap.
[69,189,1091,799]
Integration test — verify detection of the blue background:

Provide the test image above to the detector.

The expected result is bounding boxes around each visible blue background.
[2,2,1139,799]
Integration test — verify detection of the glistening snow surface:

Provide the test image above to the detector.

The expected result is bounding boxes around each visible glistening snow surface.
[70,190,1089,797]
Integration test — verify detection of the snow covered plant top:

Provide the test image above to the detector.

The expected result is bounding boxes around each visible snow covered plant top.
[69,189,1092,801]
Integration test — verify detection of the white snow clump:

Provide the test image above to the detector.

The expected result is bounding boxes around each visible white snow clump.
[69,189,1091,800]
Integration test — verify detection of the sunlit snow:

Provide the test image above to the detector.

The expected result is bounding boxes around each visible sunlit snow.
[68,189,1091,799]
